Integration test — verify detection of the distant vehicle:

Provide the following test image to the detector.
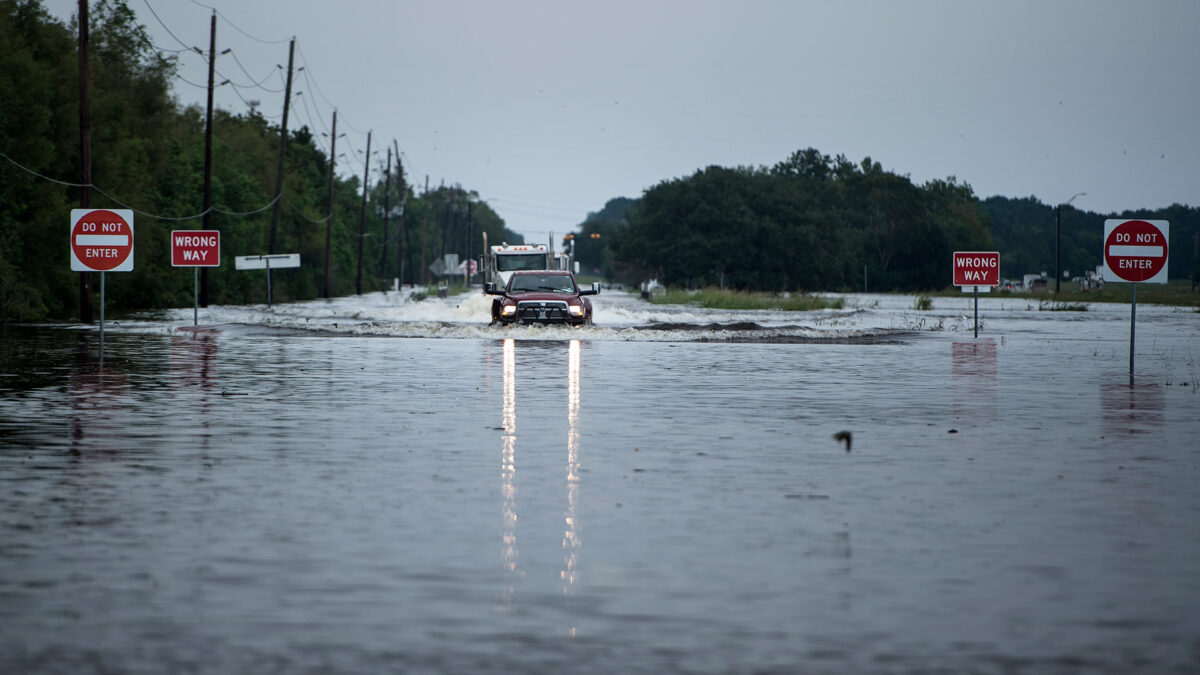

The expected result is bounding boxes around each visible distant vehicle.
[485,270,599,326]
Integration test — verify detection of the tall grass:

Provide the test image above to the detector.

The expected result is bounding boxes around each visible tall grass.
[931,279,1199,308]
[650,287,843,311]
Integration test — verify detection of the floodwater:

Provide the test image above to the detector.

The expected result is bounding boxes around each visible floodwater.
[1,288,1198,674]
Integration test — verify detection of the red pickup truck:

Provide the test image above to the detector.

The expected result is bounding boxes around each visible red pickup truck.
[485,270,599,326]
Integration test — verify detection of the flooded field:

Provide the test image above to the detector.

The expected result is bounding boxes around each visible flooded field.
[1,289,1198,673]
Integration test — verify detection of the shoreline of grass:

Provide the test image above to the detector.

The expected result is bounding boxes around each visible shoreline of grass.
[924,279,1199,308]
[642,280,1197,311]
[648,287,844,311]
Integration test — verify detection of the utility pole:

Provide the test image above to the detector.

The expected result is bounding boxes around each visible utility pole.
[268,37,295,304]
[1055,203,1062,294]
[421,175,429,284]
[356,130,372,295]
[381,145,391,281]
[439,179,448,259]
[77,0,93,324]
[200,10,216,307]
[1055,192,1085,294]
[1193,231,1198,293]
[323,109,337,298]
[466,200,474,283]
[448,186,460,263]
[394,140,407,286]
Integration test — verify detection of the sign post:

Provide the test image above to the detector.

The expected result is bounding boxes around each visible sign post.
[235,253,301,307]
[952,251,1000,338]
[71,209,134,362]
[171,230,221,326]
[1102,219,1169,385]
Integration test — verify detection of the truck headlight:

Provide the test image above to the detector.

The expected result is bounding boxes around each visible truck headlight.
[501,305,517,316]
[568,305,584,316]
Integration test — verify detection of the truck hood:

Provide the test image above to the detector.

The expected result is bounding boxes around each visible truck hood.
[504,291,581,302]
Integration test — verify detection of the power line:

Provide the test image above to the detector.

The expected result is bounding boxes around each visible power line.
[0,150,279,221]
[142,0,199,51]
[218,50,285,92]
[213,8,290,45]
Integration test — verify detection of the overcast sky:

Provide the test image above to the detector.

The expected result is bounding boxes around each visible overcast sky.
[43,0,1200,242]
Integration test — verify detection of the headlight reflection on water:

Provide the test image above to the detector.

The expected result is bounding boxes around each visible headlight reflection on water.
[563,339,581,595]
[500,338,518,611]
[497,338,583,635]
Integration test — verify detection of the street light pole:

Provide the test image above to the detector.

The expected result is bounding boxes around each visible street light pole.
[1055,191,1086,293]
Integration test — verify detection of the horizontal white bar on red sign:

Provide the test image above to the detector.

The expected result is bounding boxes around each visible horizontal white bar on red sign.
[76,234,128,246]
[1108,245,1163,258]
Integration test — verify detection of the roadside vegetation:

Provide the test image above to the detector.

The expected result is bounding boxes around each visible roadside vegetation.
[648,287,843,311]
[927,280,1199,308]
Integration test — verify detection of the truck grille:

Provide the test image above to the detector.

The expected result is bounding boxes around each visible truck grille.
[515,300,570,323]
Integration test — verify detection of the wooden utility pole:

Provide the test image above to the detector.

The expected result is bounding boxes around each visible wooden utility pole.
[356,130,372,295]
[466,200,474,282]
[381,145,391,280]
[420,175,429,284]
[323,109,337,298]
[394,140,407,286]
[77,0,93,323]
[267,38,294,304]
[200,11,216,307]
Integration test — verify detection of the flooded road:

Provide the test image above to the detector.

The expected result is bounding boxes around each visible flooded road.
[1,289,1198,673]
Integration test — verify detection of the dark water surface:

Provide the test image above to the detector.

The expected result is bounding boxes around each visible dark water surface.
[1,296,1198,673]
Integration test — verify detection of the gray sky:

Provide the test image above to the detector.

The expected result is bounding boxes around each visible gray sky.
[44,0,1200,242]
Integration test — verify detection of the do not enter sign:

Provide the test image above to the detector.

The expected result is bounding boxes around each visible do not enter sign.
[1103,219,1168,284]
[71,209,134,272]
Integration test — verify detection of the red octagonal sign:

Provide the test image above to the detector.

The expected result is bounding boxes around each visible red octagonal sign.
[71,209,134,272]
[1103,219,1168,284]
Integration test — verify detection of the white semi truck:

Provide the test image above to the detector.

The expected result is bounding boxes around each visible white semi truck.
[481,232,579,322]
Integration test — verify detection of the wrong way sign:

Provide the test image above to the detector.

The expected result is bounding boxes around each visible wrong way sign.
[70,209,134,272]
[952,251,999,287]
[1102,219,1168,284]
[171,230,220,267]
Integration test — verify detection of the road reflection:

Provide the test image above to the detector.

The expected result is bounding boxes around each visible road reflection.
[496,338,584,633]
[169,328,219,388]
[69,332,128,455]
[1101,380,1163,437]
[951,339,997,420]
[500,338,518,611]
[562,339,581,637]
[170,328,219,457]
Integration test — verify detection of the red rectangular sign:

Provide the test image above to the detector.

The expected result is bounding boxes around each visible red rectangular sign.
[171,230,220,267]
[953,251,999,286]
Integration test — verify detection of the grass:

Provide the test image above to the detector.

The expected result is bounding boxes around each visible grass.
[929,279,1199,308]
[649,287,843,311]
[1038,301,1089,311]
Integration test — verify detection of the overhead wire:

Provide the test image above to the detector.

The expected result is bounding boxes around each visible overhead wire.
[0,150,280,221]
[64,1,509,233]
[141,0,197,52]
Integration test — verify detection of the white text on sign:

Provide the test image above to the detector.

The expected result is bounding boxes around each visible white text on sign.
[955,256,998,268]
[173,234,218,248]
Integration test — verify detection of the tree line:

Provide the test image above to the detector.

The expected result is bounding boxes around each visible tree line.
[0,0,520,321]
[603,149,991,291]
[576,150,1198,293]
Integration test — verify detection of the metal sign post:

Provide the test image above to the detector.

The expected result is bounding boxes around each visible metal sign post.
[1130,283,1136,386]
[1102,219,1169,386]
[99,271,105,365]
[952,252,999,338]
[235,254,301,306]
[171,230,221,326]
[71,209,134,363]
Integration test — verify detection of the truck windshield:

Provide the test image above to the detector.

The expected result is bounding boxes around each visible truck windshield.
[495,253,547,272]
[508,275,575,293]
